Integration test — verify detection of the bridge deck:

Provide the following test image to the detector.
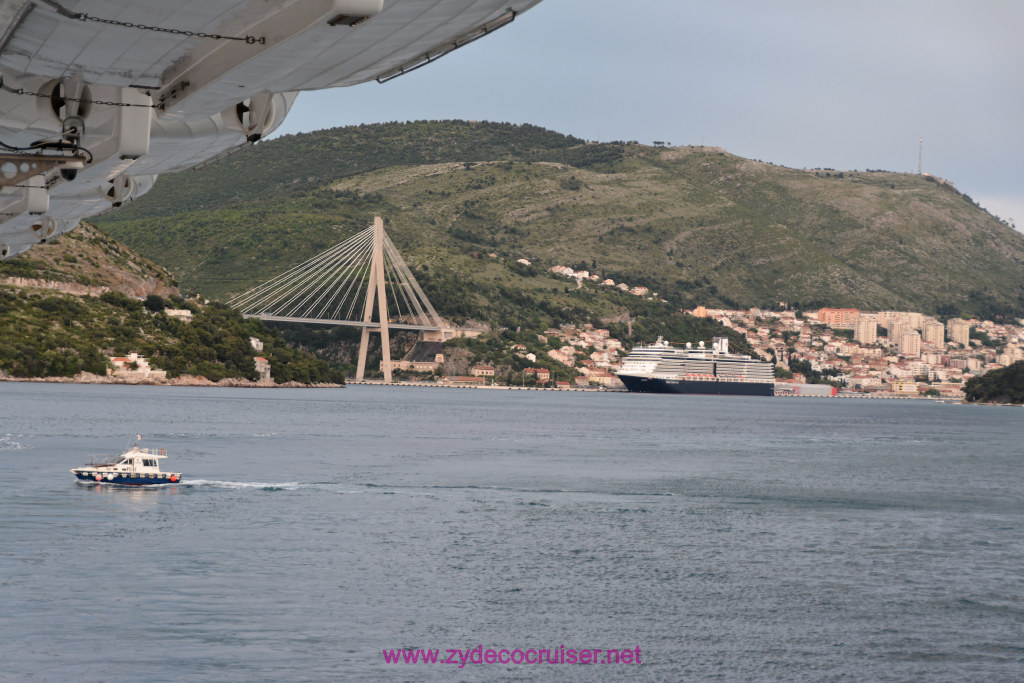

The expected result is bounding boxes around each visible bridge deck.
[245,314,447,331]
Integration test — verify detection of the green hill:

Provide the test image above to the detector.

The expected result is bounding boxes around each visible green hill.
[94,120,1024,323]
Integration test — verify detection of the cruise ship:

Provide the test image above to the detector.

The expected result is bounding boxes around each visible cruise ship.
[617,336,775,396]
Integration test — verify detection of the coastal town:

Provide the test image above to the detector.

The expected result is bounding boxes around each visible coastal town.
[700,305,1024,398]
[436,264,1021,398]
[448,298,1024,399]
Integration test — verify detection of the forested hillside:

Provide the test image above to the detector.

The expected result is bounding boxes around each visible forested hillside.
[0,289,342,383]
[95,121,1024,322]
[0,229,345,383]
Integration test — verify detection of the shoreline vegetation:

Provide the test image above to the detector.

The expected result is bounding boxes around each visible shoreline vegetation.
[0,284,347,386]
[962,360,1024,405]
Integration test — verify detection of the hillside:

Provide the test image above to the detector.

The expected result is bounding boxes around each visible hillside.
[0,229,345,383]
[0,223,179,298]
[93,121,1024,322]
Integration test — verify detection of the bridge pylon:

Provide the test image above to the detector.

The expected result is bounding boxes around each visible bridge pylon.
[356,217,392,383]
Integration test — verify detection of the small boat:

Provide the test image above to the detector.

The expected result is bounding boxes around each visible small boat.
[71,440,182,485]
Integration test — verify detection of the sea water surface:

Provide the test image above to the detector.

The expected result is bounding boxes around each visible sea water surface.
[1,383,1022,682]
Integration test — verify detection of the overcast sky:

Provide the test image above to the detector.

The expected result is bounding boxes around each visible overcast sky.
[275,0,1024,230]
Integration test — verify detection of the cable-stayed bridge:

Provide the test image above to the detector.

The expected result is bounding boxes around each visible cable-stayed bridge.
[228,216,462,383]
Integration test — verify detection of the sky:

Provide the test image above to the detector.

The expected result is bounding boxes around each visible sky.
[274,0,1024,230]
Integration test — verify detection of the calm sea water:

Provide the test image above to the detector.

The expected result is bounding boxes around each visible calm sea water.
[1,383,1022,682]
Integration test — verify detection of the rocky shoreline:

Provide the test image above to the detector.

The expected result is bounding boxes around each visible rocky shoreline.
[0,372,342,388]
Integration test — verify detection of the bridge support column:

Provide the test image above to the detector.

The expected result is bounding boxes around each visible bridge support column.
[355,216,392,383]
[355,328,371,381]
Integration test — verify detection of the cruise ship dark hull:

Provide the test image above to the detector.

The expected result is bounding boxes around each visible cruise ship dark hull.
[618,375,774,396]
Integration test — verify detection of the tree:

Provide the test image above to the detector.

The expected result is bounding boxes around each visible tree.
[144,294,167,312]
[964,361,1024,404]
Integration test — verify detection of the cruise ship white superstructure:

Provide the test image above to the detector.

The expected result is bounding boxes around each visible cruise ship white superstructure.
[617,336,775,396]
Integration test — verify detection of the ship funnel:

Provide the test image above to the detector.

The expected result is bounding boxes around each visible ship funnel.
[712,337,729,353]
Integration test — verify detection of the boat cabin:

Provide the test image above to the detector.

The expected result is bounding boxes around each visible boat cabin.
[112,447,167,473]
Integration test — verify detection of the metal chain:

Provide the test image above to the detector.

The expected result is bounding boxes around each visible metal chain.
[39,1,264,44]
[79,14,265,44]
[0,77,160,108]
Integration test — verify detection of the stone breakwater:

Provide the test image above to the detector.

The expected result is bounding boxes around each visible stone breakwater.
[0,372,341,388]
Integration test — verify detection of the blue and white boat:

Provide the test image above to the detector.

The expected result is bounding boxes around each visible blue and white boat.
[71,441,182,485]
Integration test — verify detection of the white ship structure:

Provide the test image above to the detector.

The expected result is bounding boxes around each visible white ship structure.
[0,0,544,259]
[617,336,775,396]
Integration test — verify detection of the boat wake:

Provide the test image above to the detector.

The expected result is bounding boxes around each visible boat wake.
[0,434,30,451]
[182,479,301,491]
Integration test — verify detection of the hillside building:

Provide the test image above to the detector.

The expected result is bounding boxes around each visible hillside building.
[890,381,920,394]
[108,353,167,381]
[524,367,551,383]
[922,320,945,347]
[898,330,922,358]
[854,314,878,344]
[586,370,623,388]
[818,308,859,329]
[392,341,445,373]
[947,319,971,345]
[443,376,487,385]
[884,319,906,341]
[253,356,272,384]
[875,311,900,327]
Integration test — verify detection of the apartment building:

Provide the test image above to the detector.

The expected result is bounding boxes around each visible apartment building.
[854,314,878,344]
[947,319,971,346]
